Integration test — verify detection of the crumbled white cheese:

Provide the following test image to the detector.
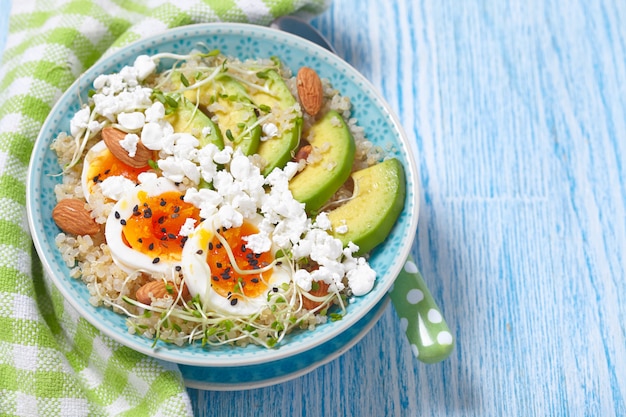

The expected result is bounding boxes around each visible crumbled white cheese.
[213,147,233,165]
[261,123,278,141]
[184,187,222,219]
[201,126,212,137]
[178,218,197,237]
[158,156,200,184]
[217,204,243,229]
[314,212,331,230]
[294,269,313,292]
[133,55,157,81]
[120,133,139,157]
[335,224,349,234]
[141,122,165,150]
[99,176,136,201]
[70,106,91,137]
[346,257,376,296]
[243,232,272,254]
[117,111,145,130]
[145,101,165,123]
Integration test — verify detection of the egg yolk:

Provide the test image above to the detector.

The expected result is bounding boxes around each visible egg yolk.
[87,148,149,193]
[207,222,274,303]
[121,191,201,263]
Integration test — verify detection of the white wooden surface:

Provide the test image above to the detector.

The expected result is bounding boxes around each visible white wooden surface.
[188,0,626,415]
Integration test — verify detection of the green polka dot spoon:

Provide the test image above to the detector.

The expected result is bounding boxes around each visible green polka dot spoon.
[388,255,454,363]
[273,16,454,364]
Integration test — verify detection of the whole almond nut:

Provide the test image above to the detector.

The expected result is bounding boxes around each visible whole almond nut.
[297,67,323,116]
[294,144,313,162]
[136,280,191,305]
[52,198,100,236]
[102,127,153,168]
[302,280,330,311]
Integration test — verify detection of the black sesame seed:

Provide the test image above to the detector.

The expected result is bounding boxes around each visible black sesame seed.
[175,265,182,271]
[158,216,166,224]
[148,243,154,250]
[216,243,223,249]
[152,257,160,264]
[272,287,278,293]
[161,236,168,241]
[161,227,167,233]
[196,249,203,255]
[104,169,110,175]
[174,206,180,213]
[230,298,238,306]
[208,242,213,250]
[143,208,152,218]
[241,244,246,252]
[181,236,188,244]
[120,219,126,226]
[212,276,219,282]
[216,262,222,268]
[114,211,120,219]
[160,198,166,206]
[138,238,143,243]
[251,278,259,283]
[168,233,176,239]
[255,253,261,259]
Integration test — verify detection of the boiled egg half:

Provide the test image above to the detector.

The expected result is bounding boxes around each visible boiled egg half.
[105,176,201,275]
[81,140,150,203]
[181,213,292,316]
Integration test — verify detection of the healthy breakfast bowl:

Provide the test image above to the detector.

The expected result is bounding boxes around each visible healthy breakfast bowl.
[26,23,419,372]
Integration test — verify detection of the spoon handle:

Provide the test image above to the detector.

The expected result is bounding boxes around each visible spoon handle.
[388,255,454,363]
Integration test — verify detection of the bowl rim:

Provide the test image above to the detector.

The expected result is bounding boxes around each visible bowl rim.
[26,21,420,367]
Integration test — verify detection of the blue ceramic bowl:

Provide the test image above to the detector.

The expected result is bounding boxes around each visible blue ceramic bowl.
[27,23,419,372]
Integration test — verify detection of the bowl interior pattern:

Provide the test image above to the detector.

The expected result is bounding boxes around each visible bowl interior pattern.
[27,23,419,367]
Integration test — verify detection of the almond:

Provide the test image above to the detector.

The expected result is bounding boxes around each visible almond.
[302,280,330,311]
[102,126,153,168]
[297,67,323,116]
[136,280,191,305]
[52,198,100,236]
[294,144,313,162]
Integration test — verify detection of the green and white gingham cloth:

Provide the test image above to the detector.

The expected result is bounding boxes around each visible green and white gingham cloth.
[0,1,328,416]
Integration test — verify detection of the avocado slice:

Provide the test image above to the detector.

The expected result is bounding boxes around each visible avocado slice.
[249,69,302,176]
[164,96,224,149]
[327,158,406,254]
[183,73,261,155]
[289,110,355,213]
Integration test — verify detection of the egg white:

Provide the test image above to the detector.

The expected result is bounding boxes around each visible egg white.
[81,140,108,204]
[181,213,291,316]
[105,176,184,275]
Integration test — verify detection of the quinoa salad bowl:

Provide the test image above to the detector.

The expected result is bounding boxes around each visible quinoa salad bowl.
[26,23,419,378]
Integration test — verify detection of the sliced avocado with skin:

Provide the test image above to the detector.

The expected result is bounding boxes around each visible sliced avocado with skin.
[289,110,355,213]
[249,69,302,176]
[164,96,224,149]
[183,73,261,155]
[327,158,406,255]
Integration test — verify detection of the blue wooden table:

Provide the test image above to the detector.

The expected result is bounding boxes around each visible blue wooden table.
[187,1,626,416]
[2,0,625,415]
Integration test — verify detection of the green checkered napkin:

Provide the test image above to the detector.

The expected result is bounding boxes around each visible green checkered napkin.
[0,1,328,416]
